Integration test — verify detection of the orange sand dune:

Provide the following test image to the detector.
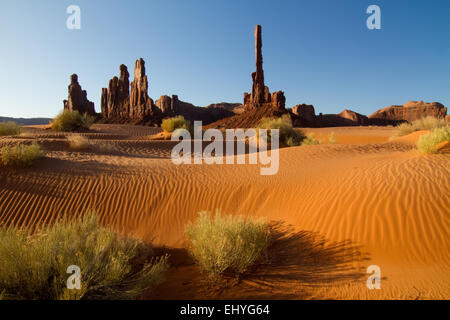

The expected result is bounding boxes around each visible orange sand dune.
[0,124,448,299]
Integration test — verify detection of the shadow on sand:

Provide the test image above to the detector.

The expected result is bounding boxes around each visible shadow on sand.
[150,221,369,299]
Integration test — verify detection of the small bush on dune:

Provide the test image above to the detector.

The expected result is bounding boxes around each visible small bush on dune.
[186,210,269,280]
[328,132,337,144]
[0,122,21,136]
[1,141,44,167]
[0,212,168,300]
[417,126,450,154]
[67,134,89,150]
[51,110,95,132]
[161,116,191,133]
[392,116,446,138]
[258,115,305,147]
[301,133,320,146]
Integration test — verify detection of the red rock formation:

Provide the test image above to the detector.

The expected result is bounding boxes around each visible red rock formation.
[243,25,285,111]
[155,95,172,115]
[292,104,316,122]
[338,109,369,125]
[129,58,153,120]
[101,88,108,116]
[271,91,286,110]
[369,101,447,123]
[251,25,265,105]
[155,95,179,116]
[101,64,130,119]
[63,74,95,115]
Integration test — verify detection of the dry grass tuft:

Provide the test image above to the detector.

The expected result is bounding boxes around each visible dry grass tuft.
[0,141,44,167]
[258,115,305,147]
[0,212,169,300]
[392,116,446,138]
[51,110,95,132]
[186,210,269,281]
[67,134,90,150]
[161,116,191,133]
[0,122,21,136]
[417,126,450,154]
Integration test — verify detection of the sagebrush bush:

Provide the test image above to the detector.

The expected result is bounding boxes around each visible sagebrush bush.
[392,116,446,138]
[301,133,320,146]
[1,141,44,167]
[328,132,337,144]
[0,212,168,300]
[161,116,191,133]
[67,134,89,150]
[417,126,450,154]
[0,122,21,136]
[51,110,95,132]
[186,210,269,280]
[258,115,305,147]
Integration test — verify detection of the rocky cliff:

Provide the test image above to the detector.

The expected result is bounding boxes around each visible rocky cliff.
[63,74,96,116]
[369,101,447,124]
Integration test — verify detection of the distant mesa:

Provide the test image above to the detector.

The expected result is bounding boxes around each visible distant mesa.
[292,104,316,122]
[0,117,52,126]
[291,106,369,127]
[63,74,96,116]
[368,101,447,125]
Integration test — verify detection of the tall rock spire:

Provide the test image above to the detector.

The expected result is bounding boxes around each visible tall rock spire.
[243,25,285,111]
[63,74,96,116]
[129,58,153,119]
[253,24,265,105]
[101,64,130,119]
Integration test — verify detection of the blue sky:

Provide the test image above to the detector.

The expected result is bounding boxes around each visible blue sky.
[0,0,449,118]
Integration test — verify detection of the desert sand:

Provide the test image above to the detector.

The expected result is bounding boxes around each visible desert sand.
[0,124,448,299]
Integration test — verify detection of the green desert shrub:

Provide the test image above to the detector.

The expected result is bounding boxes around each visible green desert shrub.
[392,116,446,138]
[0,212,168,300]
[328,132,337,144]
[161,116,191,133]
[301,133,320,146]
[1,141,44,167]
[51,110,95,132]
[417,126,450,154]
[258,115,305,147]
[0,122,21,136]
[186,210,269,280]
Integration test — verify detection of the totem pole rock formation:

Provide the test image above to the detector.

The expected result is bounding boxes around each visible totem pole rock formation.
[243,25,285,111]
[252,25,265,105]
[63,74,96,116]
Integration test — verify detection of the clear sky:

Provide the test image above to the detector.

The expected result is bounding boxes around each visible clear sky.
[0,0,449,118]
